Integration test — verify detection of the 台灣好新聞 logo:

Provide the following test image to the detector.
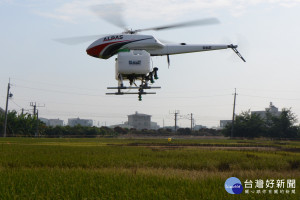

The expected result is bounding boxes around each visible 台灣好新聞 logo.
[225,177,243,194]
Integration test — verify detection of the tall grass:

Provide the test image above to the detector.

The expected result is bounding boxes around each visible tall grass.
[0,138,299,199]
[0,142,298,171]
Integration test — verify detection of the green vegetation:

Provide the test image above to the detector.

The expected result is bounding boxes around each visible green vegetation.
[0,138,299,199]
[1,109,300,138]
[223,109,300,138]
[0,111,39,136]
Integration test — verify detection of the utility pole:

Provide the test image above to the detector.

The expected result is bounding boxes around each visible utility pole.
[30,102,45,137]
[170,110,180,133]
[190,113,193,131]
[3,79,13,137]
[30,102,37,137]
[31,102,36,116]
[231,88,237,138]
[175,112,178,132]
[36,109,39,137]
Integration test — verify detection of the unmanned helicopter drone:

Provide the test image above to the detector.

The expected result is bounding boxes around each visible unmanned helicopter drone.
[56,5,246,101]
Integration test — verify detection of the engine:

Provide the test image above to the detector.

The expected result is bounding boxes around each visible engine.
[115,50,151,80]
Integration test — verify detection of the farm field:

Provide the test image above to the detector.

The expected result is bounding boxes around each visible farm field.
[0,137,299,199]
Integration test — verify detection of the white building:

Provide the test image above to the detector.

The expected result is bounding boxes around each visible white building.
[49,119,64,127]
[40,118,64,127]
[128,112,151,130]
[39,118,49,125]
[251,102,281,119]
[194,125,207,130]
[220,120,232,128]
[151,122,160,130]
[68,118,93,127]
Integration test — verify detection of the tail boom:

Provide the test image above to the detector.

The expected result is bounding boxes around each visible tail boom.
[148,44,229,56]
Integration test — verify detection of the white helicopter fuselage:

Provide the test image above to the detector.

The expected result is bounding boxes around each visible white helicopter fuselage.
[56,12,246,100]
[86,34,229,59]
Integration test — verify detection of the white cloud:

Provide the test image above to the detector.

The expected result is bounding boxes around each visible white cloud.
[0,0,14,6]
[34,11,75,23]
[30,0,300,23]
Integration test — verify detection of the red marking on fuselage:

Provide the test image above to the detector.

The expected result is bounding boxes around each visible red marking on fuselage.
[86,40,130,58]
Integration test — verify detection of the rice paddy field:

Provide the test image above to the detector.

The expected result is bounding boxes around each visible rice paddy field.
[0,137,299,199]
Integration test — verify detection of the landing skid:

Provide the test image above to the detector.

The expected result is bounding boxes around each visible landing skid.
[106,67,161,101]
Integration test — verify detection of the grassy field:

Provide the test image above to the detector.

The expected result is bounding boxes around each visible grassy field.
[0,137,299,199]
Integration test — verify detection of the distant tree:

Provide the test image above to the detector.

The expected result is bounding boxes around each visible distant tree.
[128,128,138,135]
[195,128,222,136]
[177,128,191,135]
[114,126,128,134]
[265,108,299,138]
[156,128,173,135]
[0,111,41,136]
[15,113,39,136]
[223,108,300,138]
[99,126,116,136]
[222,110,265,138]
[85,126,99,136]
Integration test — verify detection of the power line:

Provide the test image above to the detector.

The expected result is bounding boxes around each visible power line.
[237,87,300,94]
[14,85,105,97]
[239,94,300,101]
[14,84,233,99]
[10,78,300,99]
[11,77,102,92]
[161,94,232,99]
[10,99,23,109]
[8,77,300,100]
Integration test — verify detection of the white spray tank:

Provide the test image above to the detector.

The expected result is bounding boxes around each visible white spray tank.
[115,50,151,80]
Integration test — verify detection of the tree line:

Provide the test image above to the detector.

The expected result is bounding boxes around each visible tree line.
[1,109,300,138]
[222,108,300,138]
[0,111,38,136]
[0,111,222,137]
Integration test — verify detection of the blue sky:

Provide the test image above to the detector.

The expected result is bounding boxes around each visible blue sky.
[1,0,300,127]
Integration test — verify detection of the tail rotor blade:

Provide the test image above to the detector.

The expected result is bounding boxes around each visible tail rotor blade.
[228,44,246,62]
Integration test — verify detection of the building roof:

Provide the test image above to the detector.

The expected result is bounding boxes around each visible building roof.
[252,102,279,113]
[68,117,92,121]
[128,111,151,117]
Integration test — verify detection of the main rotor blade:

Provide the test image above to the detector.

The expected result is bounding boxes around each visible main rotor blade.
[53,35,104,45]
[90,4,127,30]
[135,18,220,32]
